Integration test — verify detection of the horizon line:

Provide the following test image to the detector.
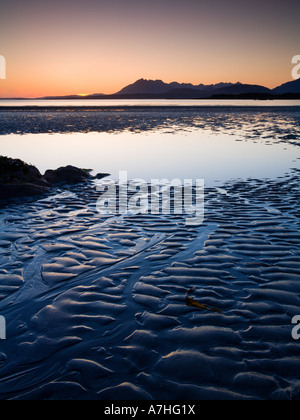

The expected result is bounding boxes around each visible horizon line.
[0,77,298,100]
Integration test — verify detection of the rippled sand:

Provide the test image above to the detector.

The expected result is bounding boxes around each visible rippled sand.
[0,170,299,400]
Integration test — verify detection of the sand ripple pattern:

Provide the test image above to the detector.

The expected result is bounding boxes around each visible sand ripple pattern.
[0,172,299,400]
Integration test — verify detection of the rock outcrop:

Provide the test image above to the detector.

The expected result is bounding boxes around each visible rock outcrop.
[44,165,92,185]
[0,156,51,199]
[0,156,109,200]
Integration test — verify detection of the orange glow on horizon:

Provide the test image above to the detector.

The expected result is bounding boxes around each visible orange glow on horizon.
[0,0,299,98]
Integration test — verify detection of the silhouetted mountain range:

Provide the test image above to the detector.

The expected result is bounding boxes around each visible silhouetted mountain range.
[116,79,234,96]
[272,78,300,95]
[112,78,299,99]
[2,78,300,101]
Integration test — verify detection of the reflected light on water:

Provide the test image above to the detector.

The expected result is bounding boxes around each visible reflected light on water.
[0,130,298,186]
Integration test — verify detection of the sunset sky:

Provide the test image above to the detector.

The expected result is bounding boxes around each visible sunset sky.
[0,0,299,98]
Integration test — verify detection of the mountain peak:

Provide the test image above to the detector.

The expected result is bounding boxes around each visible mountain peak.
[116,78,236,96]
[37,78,300,101]
[117,78,169,95]
[273,78,300,94]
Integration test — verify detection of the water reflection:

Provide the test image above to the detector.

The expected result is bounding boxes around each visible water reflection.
[0,130,298,186]
[1,99,300,107]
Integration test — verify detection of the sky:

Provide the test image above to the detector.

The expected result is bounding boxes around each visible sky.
[0,0,299,98]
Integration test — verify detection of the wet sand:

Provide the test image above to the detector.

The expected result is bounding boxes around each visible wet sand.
[0,106,300,147]
[0,170,299,400]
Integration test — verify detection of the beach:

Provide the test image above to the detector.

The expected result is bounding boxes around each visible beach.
[0,101,299,400]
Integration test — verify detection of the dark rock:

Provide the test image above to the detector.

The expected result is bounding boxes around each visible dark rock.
[94,172,110,180]
[44,165,92,185]
[0,156,51,200]
[0,156,109,201]
[0,156,48,186]
[0,183,50,199]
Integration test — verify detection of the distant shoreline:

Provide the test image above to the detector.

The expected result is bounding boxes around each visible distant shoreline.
[1,98,300,112]
[1,93,300,101]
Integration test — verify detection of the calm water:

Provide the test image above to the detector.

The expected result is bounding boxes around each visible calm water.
[0,100,299,186]
[1,99,300,107]
[0,130,299,186]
